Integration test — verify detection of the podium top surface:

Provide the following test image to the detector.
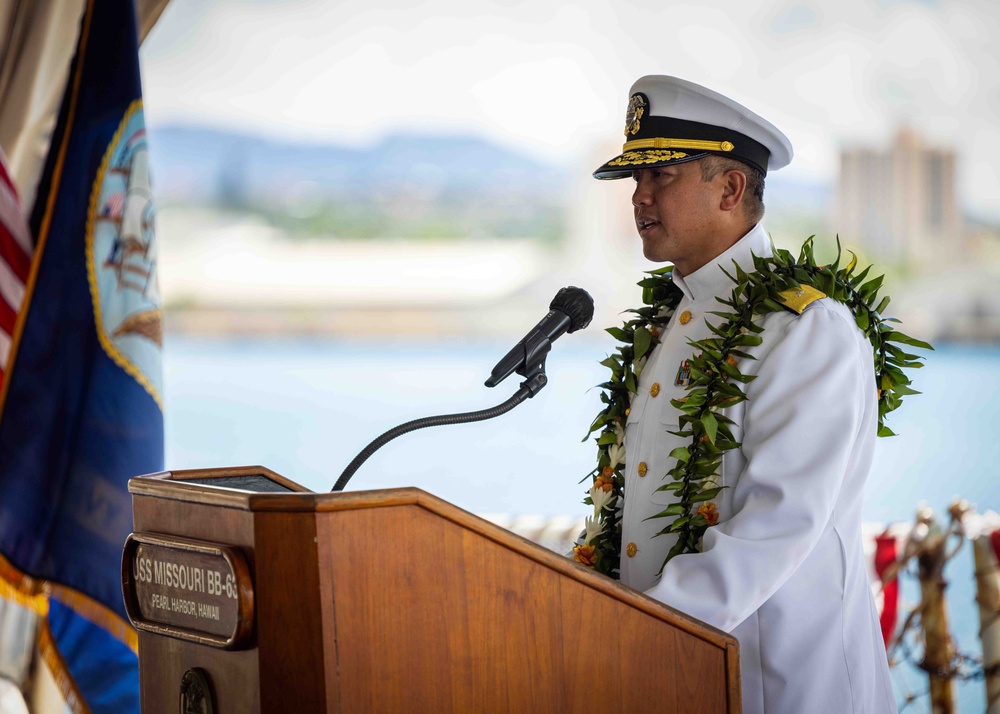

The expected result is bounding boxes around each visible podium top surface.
[129,465,463,513]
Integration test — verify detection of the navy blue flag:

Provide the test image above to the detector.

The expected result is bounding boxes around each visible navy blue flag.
[0,0,162,710]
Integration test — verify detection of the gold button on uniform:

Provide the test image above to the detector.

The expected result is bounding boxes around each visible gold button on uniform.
[679,310,692,324]
[637,462,647,477]
[650,382,660,397]
[626,542,638,558]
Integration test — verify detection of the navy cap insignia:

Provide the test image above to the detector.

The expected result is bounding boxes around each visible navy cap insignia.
[624,93,647,137]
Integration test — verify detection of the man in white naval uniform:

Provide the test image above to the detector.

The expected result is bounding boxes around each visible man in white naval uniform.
[592,76,897,713]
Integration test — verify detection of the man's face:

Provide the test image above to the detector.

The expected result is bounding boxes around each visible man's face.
[631,161,732,275]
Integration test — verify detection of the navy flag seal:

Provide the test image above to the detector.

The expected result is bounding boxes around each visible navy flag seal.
[86,99,162,408]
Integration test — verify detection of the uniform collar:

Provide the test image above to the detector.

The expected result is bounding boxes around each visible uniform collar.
[671,222,772,303]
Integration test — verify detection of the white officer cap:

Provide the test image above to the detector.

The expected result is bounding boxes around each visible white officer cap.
[593,75,793,179]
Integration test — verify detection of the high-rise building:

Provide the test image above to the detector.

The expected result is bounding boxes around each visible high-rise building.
[836,128,961,264]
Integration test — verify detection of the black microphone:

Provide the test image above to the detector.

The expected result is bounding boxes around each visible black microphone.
[485,286,594,388]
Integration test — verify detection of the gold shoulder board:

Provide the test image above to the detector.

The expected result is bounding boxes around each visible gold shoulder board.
[776,284,826,315]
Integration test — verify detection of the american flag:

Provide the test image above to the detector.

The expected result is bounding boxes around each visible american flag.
[0,152,32,392]
[101,191,125,220]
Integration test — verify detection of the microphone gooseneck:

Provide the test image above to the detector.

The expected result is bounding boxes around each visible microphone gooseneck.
[331,375,545,492]
[331,286,594,492]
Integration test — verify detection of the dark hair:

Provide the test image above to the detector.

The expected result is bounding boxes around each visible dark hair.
[699,155,765,224]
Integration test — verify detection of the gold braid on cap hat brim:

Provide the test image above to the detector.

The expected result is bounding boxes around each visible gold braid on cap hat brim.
[622,138,735,152]
[604,138,737,169]
[607,150,690,167]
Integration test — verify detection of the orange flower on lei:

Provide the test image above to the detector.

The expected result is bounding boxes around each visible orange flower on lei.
[573,544,598,567]
[697,502,720,526]
[594,468,615,493]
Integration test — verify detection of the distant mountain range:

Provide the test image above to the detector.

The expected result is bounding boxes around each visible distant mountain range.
[146,124,574,206]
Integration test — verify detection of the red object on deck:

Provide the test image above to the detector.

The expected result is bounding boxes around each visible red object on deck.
[874,532,900,649]
[990,530,1000,566]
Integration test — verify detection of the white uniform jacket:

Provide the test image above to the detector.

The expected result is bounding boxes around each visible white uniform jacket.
[621,224,896,714]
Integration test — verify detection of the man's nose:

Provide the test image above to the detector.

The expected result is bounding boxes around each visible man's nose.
[631,173,651,207]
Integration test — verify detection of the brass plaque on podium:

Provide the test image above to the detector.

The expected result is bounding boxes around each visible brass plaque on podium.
[122,533,254,648]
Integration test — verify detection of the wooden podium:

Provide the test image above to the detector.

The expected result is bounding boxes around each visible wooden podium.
[122,466,741,713]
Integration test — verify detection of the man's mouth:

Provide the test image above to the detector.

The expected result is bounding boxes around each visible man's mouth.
[636,217,659,234]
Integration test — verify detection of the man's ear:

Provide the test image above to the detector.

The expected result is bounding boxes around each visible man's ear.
[719,169,747,213]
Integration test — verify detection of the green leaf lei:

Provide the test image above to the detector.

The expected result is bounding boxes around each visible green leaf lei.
[573,237,932,579]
